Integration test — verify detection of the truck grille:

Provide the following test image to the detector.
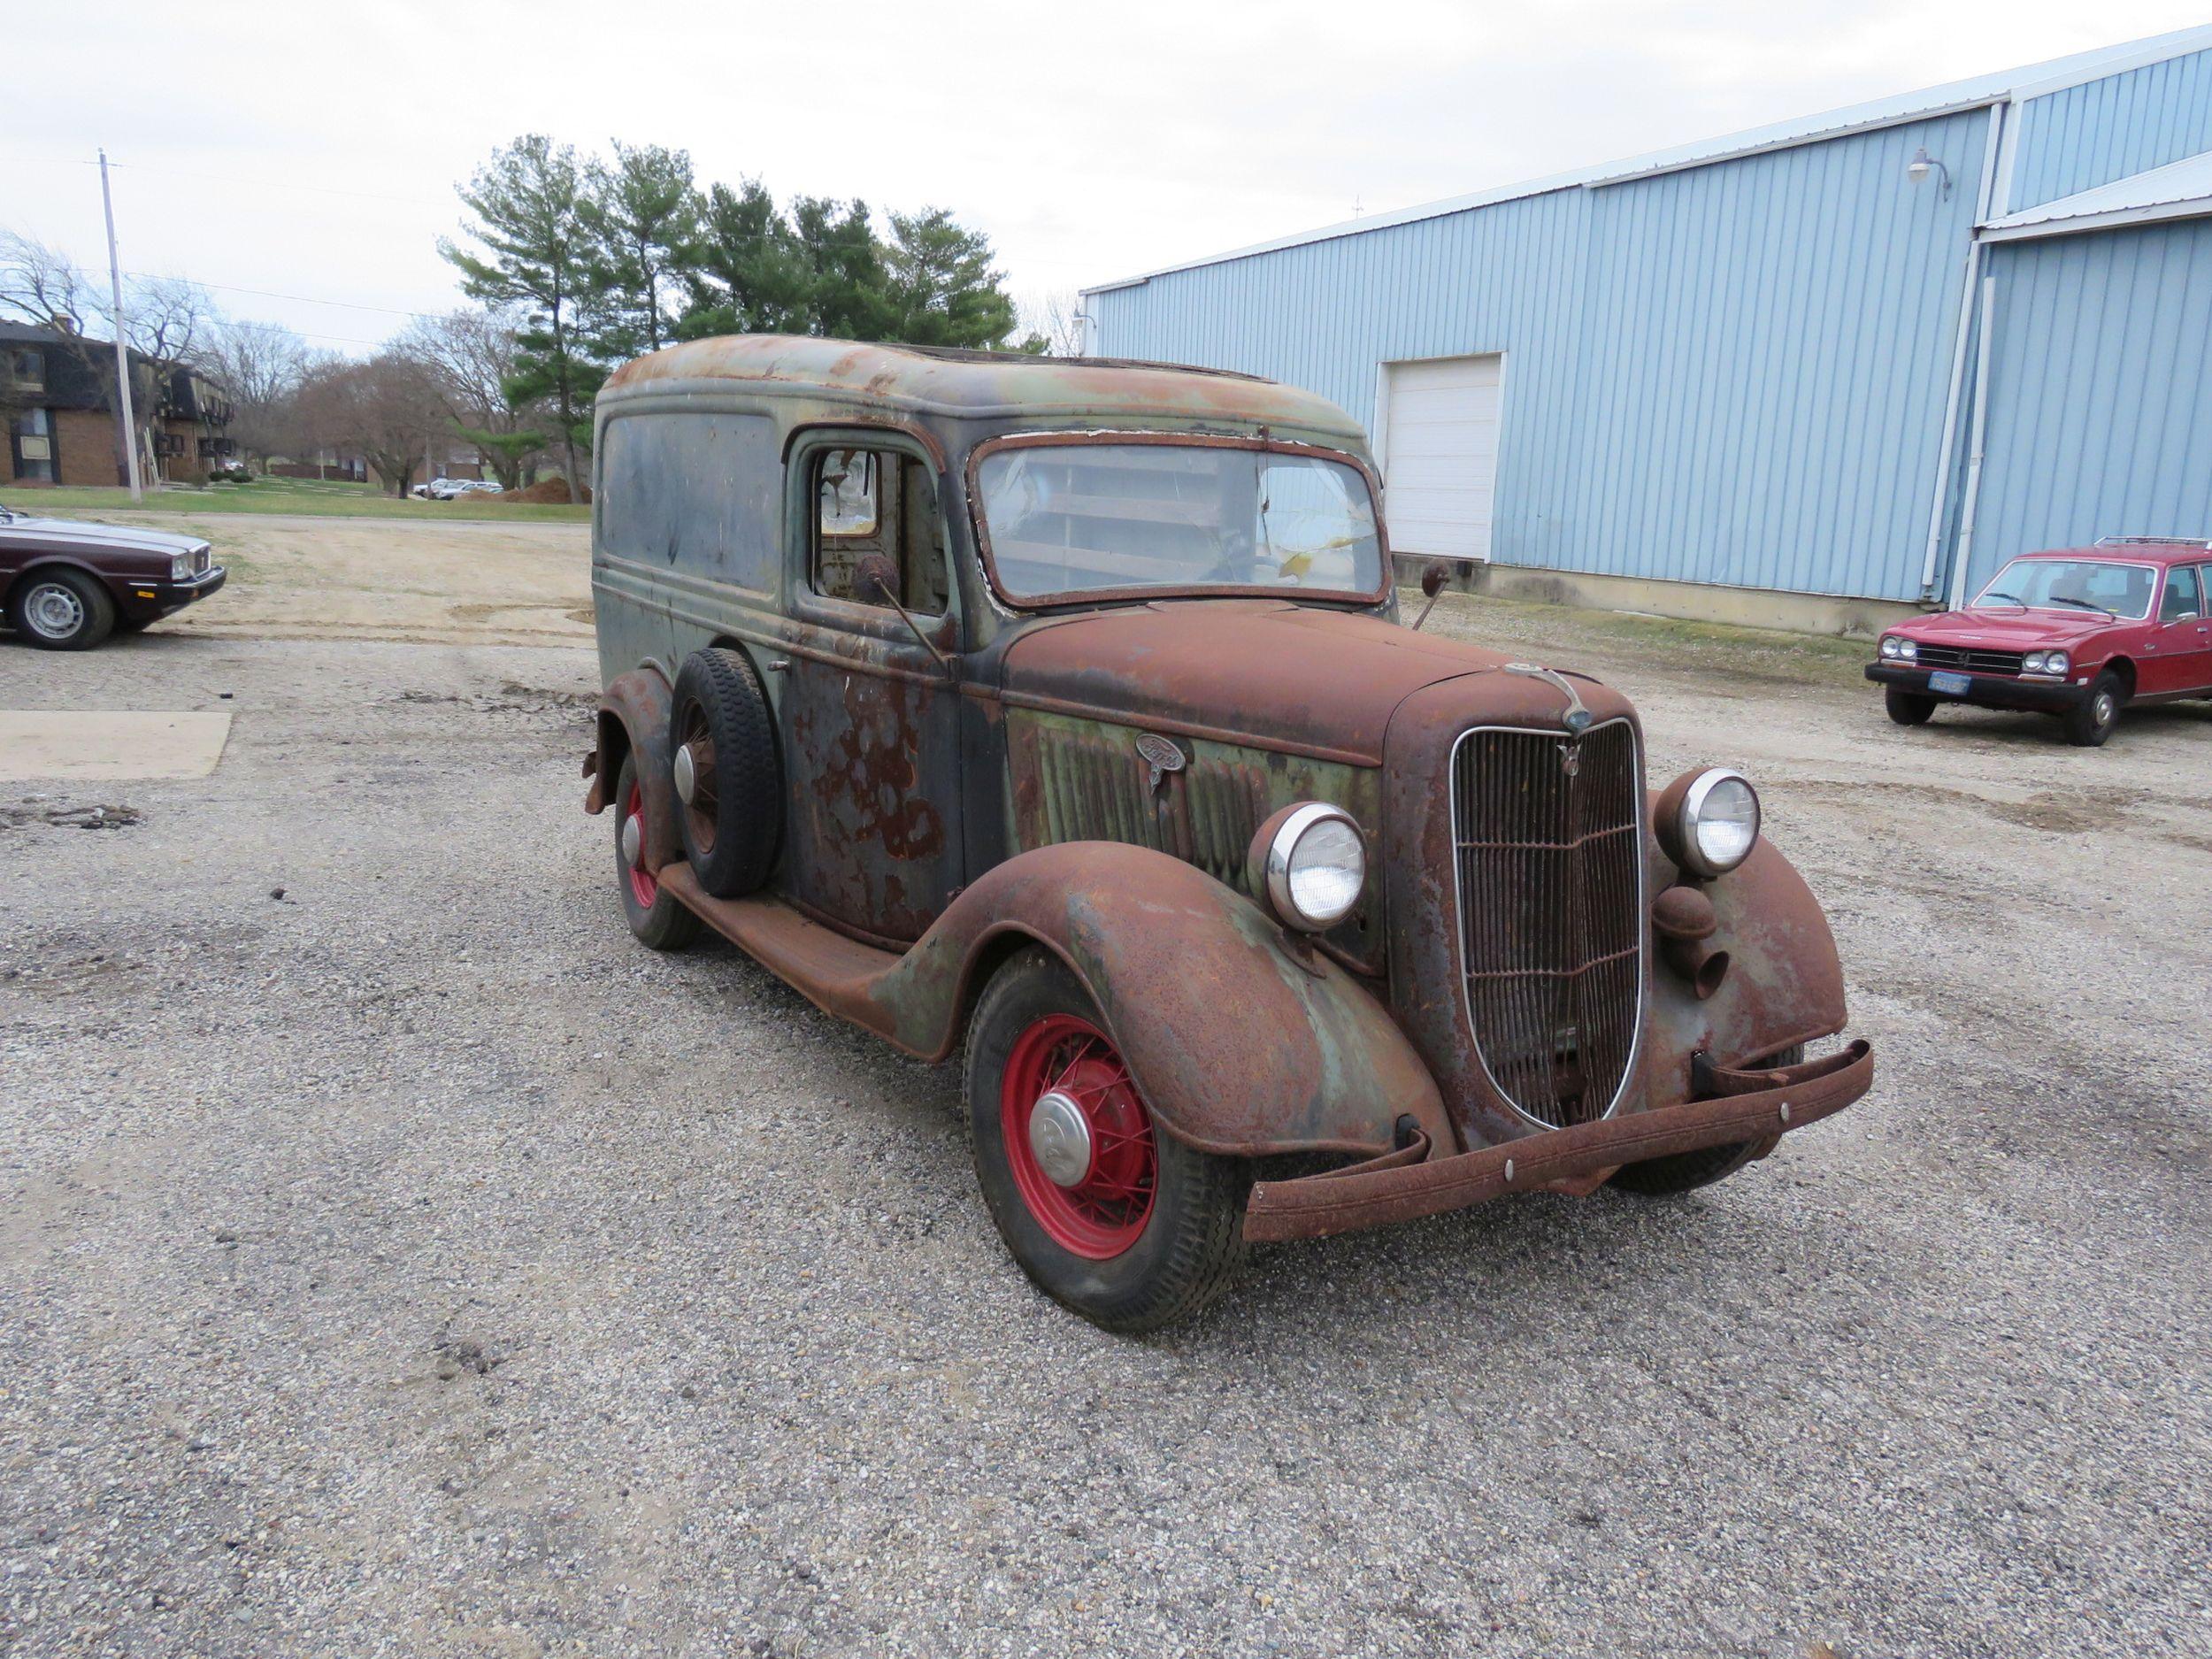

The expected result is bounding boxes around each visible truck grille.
[1450,721,1644,1129]
[1913,644,2023,676]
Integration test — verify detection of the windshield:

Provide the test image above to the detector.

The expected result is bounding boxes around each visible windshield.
[975,441,1385,603]
[1971,557,2154,620]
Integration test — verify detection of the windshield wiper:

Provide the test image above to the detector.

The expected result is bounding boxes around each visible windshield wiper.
[2046,595,2116,618]
[1977,590,2025,608]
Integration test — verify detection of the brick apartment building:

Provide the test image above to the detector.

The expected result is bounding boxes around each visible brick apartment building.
[3,321,236,488]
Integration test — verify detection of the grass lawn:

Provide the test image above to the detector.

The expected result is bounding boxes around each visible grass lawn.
[1,474,589,523]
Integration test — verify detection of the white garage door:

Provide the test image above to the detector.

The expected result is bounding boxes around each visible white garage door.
[1380,354,1502,561]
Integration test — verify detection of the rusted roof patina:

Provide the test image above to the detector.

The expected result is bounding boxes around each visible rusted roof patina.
[599,334,1364,437]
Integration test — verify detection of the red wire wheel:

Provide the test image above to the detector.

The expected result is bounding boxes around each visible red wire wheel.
[999,1013,1158,1259]
[621,777,657,910]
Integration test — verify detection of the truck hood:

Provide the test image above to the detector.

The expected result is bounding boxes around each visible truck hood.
[996,599,1606,764]
[0,514,210,557]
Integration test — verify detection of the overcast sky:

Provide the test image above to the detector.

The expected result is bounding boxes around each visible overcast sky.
[7,2,2207,355]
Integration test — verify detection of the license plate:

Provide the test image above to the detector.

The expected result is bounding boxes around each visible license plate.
[1928,670,1971,695]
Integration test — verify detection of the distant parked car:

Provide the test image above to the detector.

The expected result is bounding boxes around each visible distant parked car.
[1866,537,2212,746]
[458,480,503,495]
[413,477,466,500]
[0,497,226,649]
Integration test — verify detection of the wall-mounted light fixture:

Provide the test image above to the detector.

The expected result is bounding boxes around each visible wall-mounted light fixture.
[1907,146,1953,200]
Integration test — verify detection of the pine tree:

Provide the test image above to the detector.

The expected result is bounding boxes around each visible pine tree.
[440,135,602,492]
[580,142,701,356]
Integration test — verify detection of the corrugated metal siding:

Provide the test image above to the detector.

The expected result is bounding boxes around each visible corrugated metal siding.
[1961,219,2212,591]
[2009,50,2212,210]
[1091,111,1988,601]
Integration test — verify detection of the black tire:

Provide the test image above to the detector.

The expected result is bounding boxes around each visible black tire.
[670,648,781,898]
[2062,672,2123,748]
[613,753,703,952]
[1885,688,1935,726]
[9,569,115,651]
[964,949,1249,1333]
[1609,1044,1803,1197]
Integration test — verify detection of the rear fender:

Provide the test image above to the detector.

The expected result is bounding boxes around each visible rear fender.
[587,668,678,874]
[877,842,1451,1160]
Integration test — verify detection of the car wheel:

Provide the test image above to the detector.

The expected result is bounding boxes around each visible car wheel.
[10,570,115,651]
[1885,689,1935,726]
[1609,1044,1803,1197]
[964,949,1249,1333]
[669,648,781,898]
[613,753,702,951]
[2063,672,2122,748]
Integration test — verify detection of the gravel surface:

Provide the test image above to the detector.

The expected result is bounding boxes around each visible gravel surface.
[3,558,2207,1658]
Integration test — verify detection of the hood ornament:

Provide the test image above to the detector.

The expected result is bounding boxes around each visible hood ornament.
[1503,663,1594,734]
[1135,733,1186,794]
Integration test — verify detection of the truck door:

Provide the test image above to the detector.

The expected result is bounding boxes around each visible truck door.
[776,431,964,942]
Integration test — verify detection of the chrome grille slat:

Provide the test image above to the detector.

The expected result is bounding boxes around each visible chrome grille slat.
[1450,721,1645,1129]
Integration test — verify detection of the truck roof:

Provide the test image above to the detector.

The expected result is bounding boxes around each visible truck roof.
[598,334,1366,439]
[2024,538,2212,566]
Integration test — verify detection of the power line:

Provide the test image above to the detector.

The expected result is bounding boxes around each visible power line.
[124,271,442,320]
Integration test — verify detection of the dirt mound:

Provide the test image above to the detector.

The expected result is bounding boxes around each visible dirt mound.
[504,477,591,504]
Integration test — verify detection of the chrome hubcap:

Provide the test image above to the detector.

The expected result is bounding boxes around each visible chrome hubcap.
[672,742,697,804]
[619,811,642,867]
[26,583,82,638]
[2095,694,2115,724]
[1027,1089,1094,1188]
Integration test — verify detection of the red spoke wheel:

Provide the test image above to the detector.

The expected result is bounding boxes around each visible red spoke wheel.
[611,752,701,952]
[1000,1013,1157,1259]
[965,948,1250,1332]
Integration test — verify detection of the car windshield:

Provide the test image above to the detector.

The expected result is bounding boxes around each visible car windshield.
[1971,557,2154,620]
[975,441,1385,603]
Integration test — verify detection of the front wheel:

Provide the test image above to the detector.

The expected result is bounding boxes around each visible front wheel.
[1609,1044,1802,1197]
[10,570,115,650]
[1885,688,1935,726]
[2063,672,2123,747]
[964,949,1248,1332]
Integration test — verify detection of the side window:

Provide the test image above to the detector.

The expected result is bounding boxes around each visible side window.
[810,446,949,615]
[598,411,779,589]
[2159,565,2201,622]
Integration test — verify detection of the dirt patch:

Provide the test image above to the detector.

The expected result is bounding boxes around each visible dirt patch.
[503,477,590,504]
[0,803,142,830]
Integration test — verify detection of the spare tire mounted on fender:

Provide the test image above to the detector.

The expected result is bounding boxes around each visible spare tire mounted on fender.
[671,648,781,897]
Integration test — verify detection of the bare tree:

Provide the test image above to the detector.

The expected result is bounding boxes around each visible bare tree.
[391,305,546,489]
[199,318,311,467]
[1015,289,1088,357]
[292,353,449,496]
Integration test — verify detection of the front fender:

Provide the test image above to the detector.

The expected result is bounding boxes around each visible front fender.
[1643,835,1849,1103]
[586,668,679,874]
[872,842,1451,1160]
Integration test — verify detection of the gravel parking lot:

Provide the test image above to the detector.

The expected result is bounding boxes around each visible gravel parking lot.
[4,517,2207,1658]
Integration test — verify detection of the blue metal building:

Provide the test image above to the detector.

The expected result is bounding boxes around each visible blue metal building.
[1080,27,2212,625]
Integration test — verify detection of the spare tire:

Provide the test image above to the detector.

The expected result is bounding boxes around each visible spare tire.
[670,648,781,897]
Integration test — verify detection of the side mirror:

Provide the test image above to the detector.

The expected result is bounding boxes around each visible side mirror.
[854,552,900,605]
[1409,558,1455,631]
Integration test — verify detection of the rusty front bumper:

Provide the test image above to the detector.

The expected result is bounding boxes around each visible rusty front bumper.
[1244,1040,1873,1243]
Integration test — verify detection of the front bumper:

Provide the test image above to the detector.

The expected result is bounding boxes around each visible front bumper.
[1865,663,2085,713]
[1244,1040,1873,1242]
[124,565,227,620]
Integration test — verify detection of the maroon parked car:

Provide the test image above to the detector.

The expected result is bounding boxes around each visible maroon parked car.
[0,497,227,649]
[1866,537,2212,746]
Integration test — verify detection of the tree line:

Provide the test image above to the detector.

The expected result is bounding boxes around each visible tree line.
[1,136,1050,496]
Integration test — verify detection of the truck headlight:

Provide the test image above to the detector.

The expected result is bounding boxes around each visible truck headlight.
[1879,635,1902,658]
[2024,649,2068,676]
[170,553,193,580]
[1254,803,1366,932]
[1656,768,1762,879]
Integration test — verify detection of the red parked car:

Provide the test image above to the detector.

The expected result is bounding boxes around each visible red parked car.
[1865,538,2212,746]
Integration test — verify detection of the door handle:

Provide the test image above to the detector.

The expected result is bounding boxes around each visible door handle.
[765,658,792,672]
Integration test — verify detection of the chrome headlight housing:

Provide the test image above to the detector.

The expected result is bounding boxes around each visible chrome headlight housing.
[1657,768,1762,879]
[169,552,194,580]
[1256,803,1366,932]
[1879,634,1902,658]
[2024,649,2069,677]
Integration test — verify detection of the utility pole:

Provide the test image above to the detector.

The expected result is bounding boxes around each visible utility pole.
[98,148,143,502]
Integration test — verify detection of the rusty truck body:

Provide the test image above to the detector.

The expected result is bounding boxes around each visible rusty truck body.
[583,335,1873,1330]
